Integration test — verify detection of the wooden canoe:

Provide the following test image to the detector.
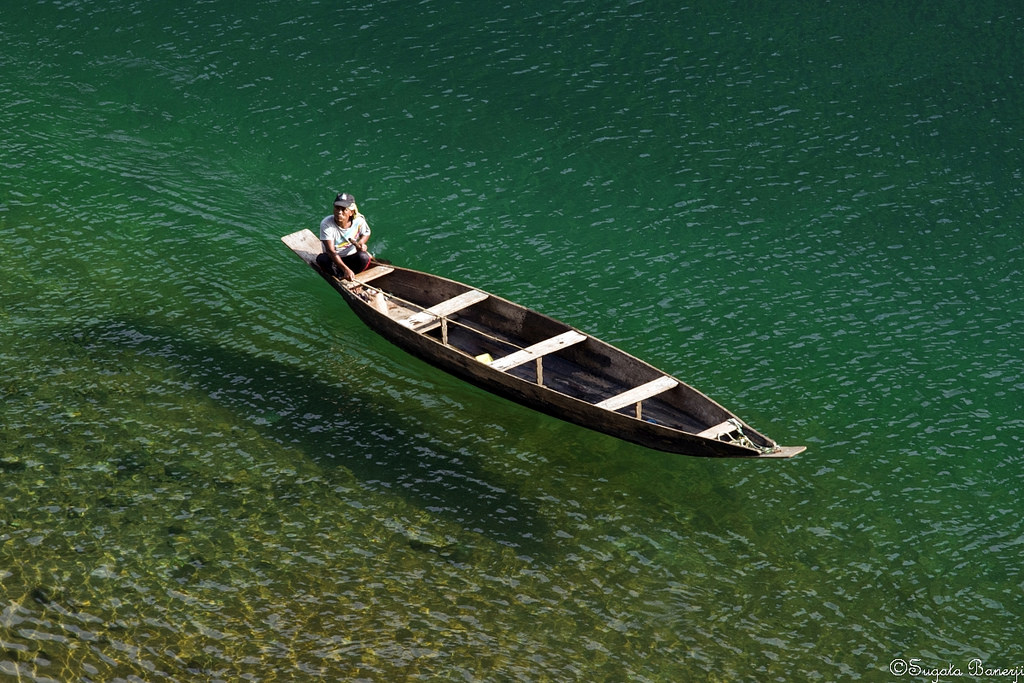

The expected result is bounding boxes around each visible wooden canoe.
[282,229,804,459]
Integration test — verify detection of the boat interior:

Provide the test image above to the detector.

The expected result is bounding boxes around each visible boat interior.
[346,265,768,447]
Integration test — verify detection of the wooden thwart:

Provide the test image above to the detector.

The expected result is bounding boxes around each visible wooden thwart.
[490,331,587,372]
[352,265,393,283]
[402,289,488,330]
[696,420,741,440]
[596,376,679,412]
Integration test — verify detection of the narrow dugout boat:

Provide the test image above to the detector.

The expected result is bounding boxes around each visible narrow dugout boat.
[282,229,804,459]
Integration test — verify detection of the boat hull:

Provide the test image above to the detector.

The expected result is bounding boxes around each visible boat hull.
[282,230,804,459]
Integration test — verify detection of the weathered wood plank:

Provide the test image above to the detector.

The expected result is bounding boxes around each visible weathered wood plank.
[401,289,488,329]
[696,420,740,439]
[281,229,321,263]
[353,265,394,283]
[595,376,678,412]
[490,331,587,372]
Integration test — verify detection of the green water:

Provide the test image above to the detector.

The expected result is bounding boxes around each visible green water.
[3,1,1023,680]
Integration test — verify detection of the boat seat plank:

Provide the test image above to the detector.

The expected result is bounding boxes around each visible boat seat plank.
[490,331,587,372]
[696,420,740,439]
[595,376,679,412]
[401,289,488,329]
[352,265,394,284]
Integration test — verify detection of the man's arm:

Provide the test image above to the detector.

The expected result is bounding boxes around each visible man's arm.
[352,218,370,251]
[321,239,355,280]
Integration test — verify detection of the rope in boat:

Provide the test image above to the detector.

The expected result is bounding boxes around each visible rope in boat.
[712,419,777,455]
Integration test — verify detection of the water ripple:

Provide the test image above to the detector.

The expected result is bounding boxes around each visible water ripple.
[4,0,1024,679]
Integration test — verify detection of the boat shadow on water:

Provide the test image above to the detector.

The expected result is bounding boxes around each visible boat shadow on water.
[69,317,551,555]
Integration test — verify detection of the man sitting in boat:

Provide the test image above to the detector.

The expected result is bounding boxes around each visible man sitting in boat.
[316,192,372,280]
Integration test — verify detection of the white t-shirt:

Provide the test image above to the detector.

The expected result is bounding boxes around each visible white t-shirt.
[319,215,370,257]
